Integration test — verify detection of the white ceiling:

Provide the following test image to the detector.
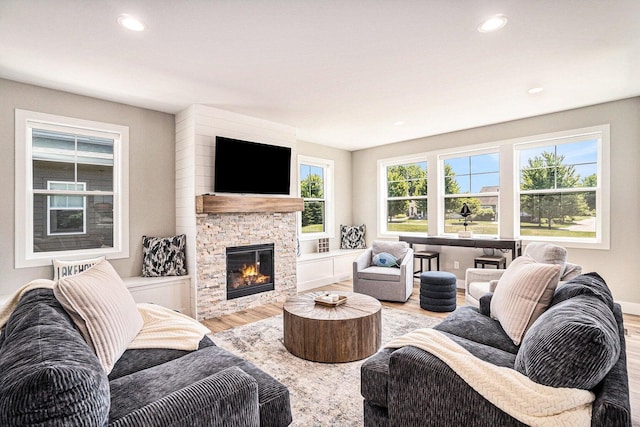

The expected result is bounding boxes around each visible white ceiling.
[1,1,639,151]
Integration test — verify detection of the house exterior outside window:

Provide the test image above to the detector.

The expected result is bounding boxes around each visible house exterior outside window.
[379,157,428,235]
[441,151,500,236]
[15,110,129,268]
[298,155,334,240]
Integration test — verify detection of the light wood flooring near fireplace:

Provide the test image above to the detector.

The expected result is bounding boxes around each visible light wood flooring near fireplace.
[201,279,640,425]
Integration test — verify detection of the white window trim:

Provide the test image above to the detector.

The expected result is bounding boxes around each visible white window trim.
[15,109,130,268]
[438,147,501,237]
[297,155,335,241]
[376,125,609,249]
[378,153,429,237]
[513,125,609,249]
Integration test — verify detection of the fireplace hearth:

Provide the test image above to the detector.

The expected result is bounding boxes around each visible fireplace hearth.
[226,243,275,300]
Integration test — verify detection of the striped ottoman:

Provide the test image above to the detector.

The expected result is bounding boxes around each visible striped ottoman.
[419,271,457,312]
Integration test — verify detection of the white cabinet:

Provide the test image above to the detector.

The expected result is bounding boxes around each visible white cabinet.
[296,250,364,292]
[124,276,191,316]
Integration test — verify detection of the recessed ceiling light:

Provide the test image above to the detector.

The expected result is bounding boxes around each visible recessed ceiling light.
[528,87,544,94]
[478,14,508,33]
[393,121,406,126]
[118,14,146,32]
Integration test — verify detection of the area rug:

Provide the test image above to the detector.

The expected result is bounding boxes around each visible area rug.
[210,306,441,426]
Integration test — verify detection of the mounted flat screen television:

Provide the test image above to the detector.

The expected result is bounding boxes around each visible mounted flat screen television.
[214,136,291,195]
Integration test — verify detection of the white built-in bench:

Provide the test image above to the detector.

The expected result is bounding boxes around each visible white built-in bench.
[123,275,191,316]
[296,249,365,292]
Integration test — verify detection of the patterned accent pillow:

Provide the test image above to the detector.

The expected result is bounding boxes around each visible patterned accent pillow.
[52,256,105,281]
[142,234,187,277]
[372,252,399,267]
[340,224,366,249]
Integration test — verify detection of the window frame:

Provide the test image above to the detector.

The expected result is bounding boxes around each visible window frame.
[438,148,501,237]
[514,126,609,249]
[378,154,429,236]
[15,109,130,268]
[376,125,609,249]
[47,181,87,236]
[297,155,334,241]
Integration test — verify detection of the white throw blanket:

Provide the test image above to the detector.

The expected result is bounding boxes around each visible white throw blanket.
[0,279,209,351]
[385,328,594,427]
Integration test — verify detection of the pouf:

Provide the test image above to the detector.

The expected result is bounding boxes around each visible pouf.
[419,271,457,312]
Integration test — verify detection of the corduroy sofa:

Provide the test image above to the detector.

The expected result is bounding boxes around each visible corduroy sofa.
[0,288,292,427]
[361,272,631,426]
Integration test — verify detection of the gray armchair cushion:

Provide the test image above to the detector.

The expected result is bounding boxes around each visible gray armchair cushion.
[0,289,110,426]
[371,240,409,260]
[515,295,620,390]
[358,266,402,281]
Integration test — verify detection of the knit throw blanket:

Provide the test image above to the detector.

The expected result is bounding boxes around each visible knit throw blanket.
[0,280,209,351]
[385,328,594,427]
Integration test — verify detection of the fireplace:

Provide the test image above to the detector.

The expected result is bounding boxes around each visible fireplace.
[226,243,275,300]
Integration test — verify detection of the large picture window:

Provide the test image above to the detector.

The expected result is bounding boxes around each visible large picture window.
[15,110,129,268]
[380,158,428,234]
[516,135,600,242]
[299,155,334,239]
[442,151,500,236]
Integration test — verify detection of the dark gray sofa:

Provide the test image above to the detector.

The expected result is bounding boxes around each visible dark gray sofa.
[361,273,631,426]
[0,288,292,427]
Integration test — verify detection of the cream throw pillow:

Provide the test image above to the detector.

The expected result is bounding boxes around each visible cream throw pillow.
[54,259,143,374]
[490,256,562,345]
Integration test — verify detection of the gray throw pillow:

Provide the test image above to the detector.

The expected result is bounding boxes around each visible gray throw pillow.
[514,295,620,390]
[550,272,614,310]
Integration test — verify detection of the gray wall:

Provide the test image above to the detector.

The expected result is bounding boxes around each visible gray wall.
[1,79,176,294]
[352,97,640,307]
[295,140,353,254]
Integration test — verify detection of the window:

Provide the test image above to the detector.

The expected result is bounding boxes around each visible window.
[516,132,603,244]
[15,110,129,268]
[298,155,334,239]
[380,158,428,234]
[47,181,87,235]
[442,151,500,236]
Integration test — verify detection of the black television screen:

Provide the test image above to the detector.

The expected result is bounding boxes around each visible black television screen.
[214,136,291,195]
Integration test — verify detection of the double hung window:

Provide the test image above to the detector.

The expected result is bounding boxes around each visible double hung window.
[299,156,334,239]
[442,151,500,236]
[516,132,602,243]
[380,158,428,234]
[15,110,129,267]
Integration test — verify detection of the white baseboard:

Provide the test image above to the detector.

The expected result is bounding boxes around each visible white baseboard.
[617,300,640,316]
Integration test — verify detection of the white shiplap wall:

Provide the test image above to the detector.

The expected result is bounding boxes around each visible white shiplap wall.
[175,105,297,318]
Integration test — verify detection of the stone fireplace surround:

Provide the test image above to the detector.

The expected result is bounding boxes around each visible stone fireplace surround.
[195,200,300,320]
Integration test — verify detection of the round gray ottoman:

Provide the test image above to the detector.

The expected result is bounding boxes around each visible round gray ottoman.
[419,271,457,312]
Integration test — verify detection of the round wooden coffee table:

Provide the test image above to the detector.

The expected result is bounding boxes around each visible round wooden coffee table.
[283,291,382,363]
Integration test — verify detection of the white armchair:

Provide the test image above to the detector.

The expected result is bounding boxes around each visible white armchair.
[353,240,414,302]
[465,242,582,307]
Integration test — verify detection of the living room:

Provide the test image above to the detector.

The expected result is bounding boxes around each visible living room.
[1,1,638,426]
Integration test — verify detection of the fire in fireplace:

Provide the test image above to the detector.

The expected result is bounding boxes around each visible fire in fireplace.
[226,243,275,299]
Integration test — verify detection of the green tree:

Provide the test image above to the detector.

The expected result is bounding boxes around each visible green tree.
[520,151,589,229]
[386,167,409,221]
[301,174,324,228]
[582,174,597,211]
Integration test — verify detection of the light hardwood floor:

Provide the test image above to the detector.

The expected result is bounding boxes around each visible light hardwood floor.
[201,280,640,425]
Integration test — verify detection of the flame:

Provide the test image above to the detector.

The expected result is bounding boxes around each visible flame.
[238,263,269,285]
